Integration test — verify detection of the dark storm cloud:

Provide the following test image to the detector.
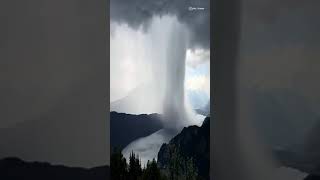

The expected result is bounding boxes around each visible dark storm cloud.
[0,0,109,167]
[240,0,320,91]
[241,0,320,54]
[110,0,210,49]
[239,0,320,93]
[238,0,320,157]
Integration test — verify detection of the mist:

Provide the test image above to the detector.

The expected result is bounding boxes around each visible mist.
[161,16,193,129]
[112,15,207,167]
[111,15,203,129]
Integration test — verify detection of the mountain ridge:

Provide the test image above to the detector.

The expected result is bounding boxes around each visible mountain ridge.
[157,117,210,180]
[111,111,164,150]
[0,157,109,180]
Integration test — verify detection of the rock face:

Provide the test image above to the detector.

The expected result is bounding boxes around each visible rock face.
[0,157,109,180]
[157,117,210,180]
[110,111,163,150]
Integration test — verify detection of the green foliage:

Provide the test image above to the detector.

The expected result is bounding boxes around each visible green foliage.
[185,157,198,180]
[166,145,198,180]
[168,145,182,180]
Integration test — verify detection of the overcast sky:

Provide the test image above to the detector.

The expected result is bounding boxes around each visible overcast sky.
[0,0,108,167]
[239,0,320,113]
[110,0,210,112]
[238,0,320,148]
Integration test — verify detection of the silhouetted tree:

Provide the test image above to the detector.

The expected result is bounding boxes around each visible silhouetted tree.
[168,145,183,180]
[128,151,142,180]
[142,159,162,180]
[111,149,167,180]
[111,148,128,180]
[166,145,198,180]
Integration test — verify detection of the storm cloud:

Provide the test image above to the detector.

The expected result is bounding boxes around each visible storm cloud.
[239,0,320,105]
[0,0,109,167]
[238,0,320,154]
[110,0,210,49]
[240,0,320,54]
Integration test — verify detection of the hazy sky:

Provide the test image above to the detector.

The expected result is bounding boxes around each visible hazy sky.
[0,0,108,167]
[110,0,210,114]
[110,21,210,102]
[238,0,320,147]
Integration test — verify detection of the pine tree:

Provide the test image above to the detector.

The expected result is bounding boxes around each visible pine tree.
[111,148,128,180]
[166,145,198,180]
[185,157,198,180]
[111,149,168,180]
[142,158,161,180]
[168,145,183,180]
[128,151,142,180]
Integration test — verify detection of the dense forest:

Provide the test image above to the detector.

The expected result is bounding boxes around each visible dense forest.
[110,147,198,180]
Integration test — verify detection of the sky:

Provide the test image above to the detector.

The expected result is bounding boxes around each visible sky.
[1,0,318,171]
[230,1,320,179]
[110,1,210,164]
[110,0,210,114]
[238,0,320,148]
[110,21,210,103]
[0,0,108,167]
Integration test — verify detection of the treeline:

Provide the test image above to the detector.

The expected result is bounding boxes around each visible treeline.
[110,147,198,180]
[162,144,198,180]
[111,149,165,180]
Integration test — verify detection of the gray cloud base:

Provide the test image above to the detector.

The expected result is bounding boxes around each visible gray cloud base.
[110,0,210,49]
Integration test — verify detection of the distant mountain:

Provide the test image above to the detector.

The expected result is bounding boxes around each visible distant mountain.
[0,110,108,168]
[195,101,210,116]
[272,119,320,180]
[248,88,317,148]
[157,117,210,180]
[302,119,320,167]
[281,119,320,176]
[110,84,163,114]
[111,111,163,150]
[0,157,109,180]
[186,90,209,110]
[111,84,210,115]
[273,148,311,173]
[273,147,320,178]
